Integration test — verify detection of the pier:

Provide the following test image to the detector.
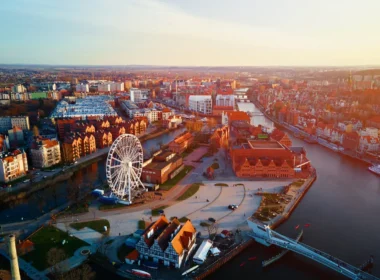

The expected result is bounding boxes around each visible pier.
[248,222,379,280]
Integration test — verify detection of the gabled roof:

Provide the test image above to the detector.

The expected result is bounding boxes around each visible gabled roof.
[171,220,196,255]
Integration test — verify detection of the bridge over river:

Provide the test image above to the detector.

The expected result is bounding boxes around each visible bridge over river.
[248,220,379,280]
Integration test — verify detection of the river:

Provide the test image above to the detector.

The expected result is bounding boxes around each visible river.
[209,104,380,279]
[0,127,186,224]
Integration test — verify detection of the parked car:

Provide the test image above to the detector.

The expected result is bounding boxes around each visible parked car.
[208,217,216,223]
[228,205,236,210]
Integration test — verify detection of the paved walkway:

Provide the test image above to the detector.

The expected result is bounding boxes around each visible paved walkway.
[55,223,103,245]
[0,247,49,280]
[41,244,98,275]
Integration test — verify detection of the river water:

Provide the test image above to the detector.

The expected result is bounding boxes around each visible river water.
[0,127,186,224]
[210,105,380,279]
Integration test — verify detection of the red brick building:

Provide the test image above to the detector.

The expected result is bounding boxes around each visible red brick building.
[141,151,183,184]
[270,129,292,147]
[169,132,194,154]
[342,131,360,151]
[230,140,310,178]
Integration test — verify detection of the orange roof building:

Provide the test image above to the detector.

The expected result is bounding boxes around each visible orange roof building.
[135,216,196,268]
[30,137,61,168]
[230,140,310,179]
[168,132,194,154]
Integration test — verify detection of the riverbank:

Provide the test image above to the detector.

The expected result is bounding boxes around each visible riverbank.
[251,98,378,166]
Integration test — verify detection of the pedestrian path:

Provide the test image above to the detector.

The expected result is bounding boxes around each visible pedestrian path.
[55,223,103,245]
[0,247,49,280]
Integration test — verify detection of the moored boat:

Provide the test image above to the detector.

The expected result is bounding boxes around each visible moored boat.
[368,164,380,176]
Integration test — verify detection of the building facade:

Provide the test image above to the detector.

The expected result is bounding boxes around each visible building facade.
[30,138,61,168]
[0,116,30,133]
[135,216,196,268]
[0,149,28,183]
[189,95,212,114]
[168,132,194,154]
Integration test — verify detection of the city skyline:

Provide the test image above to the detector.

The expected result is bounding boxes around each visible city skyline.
[1,0,380,66]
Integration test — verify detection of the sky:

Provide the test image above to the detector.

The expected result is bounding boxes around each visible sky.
[1,0,380,66]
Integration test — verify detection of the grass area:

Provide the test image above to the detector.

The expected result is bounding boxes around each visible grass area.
[138,220,146,230]
[70,219,110,234]
[179,217,189,223]
[159,165,194,191]
[177,183,203,201]
[99,203,129,211]
[117,243,135,263]
[215,183,228,187]
[151,205,168,216]
[262,193,281,205]
[22,226,89,271]
[210,162,219,169]
[292,179,305,187]
[200,222,210,227]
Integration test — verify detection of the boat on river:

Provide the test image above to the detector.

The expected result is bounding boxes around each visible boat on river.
[368,164,380,176]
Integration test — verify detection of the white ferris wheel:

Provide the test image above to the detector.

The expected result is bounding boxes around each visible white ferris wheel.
[106,134,146,204]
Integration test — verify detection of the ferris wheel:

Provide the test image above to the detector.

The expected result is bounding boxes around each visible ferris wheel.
[106,134,146,204]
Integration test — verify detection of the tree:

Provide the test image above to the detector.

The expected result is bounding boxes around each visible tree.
[207,222,219,240]
[65,264,96,280]
[47,248,67,278]
[32,125,39,137]
[67,182,81,206]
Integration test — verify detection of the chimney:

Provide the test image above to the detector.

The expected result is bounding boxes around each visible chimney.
[7,234,21,280]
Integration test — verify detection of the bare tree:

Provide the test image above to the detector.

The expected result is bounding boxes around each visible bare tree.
[207,223,219,240]
[47,248,67,278]
[65,264,96,280]
[67,182,81,206]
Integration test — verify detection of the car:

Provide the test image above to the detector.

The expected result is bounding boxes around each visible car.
[231,204,238,209]
[208,217,216,223]
[228,205,236,210]
[43,176,47,179]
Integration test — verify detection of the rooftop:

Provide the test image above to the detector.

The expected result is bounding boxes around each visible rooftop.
[248,140,284,149]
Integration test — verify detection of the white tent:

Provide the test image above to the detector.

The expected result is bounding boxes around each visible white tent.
[210,247,221,256]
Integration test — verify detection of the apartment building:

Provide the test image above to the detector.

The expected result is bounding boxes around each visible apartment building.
[0,149,28,183]
[30,138,61,168]
[76,83,89,92]
[0,116,30,133]
[188,95,212,114]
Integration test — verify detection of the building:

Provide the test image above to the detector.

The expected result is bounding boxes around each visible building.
[7,127,24,148]
[50,96,118,119]
[168,132,194,154]
[221,111,250,126]
[270,129,292,147]
[141,151,183,184]
[94,130,112,149]
[75,83,89,92]
[162,108,173,120]
[367,116,380,129]
[61,133,96,163]
[12,84,26,93]
[30,138,61,168]
[358,136,379,153]
[163,115,182,129]
[135,216,196,268]
[0,149,28,183]
[342,132,360,151]
[0,116,30,133]
[98,82,124,92]
[189,95,212,115]
[130,88,149,102]
[230,140,310,178]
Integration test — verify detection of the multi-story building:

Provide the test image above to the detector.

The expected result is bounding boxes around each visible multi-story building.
[76,83,89,92]
[135,216,196,268]
[168,132,194,154]
[358,136,379,153]
[215,94,235,107]
[0,116,30,133]
[30,138,61,168]
[141,151,183,184]
[12,84,26,93]
[61,133,96,163]
[130,88,149,102]
[8,127,24,148]
[230,140,310,178]
[189,95,212,114]
[0,149,28,183]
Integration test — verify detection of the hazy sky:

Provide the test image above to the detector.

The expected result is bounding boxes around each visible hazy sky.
[1,0,380,66]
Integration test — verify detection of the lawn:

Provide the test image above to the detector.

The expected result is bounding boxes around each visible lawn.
[215,183,228,187]
[99,203,129,211]
[151,205,168,216]
[176,183,203,201]
[159,165,194,191]
[70,219,110,234]
[22,226,89,271]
